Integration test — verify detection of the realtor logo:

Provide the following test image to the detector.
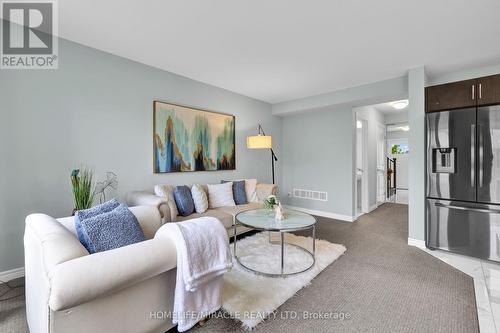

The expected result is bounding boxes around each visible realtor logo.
[1,0,58,69]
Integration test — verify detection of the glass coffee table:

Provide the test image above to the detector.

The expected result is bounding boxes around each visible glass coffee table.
[233,208,316,277]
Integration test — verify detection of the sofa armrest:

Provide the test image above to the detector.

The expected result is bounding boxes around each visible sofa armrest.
[25,214,89,272]
[126,191,166,208]
[48,238,177,311]
[126,191,174,222]
[256,183,279,201]
[161,201,177,223]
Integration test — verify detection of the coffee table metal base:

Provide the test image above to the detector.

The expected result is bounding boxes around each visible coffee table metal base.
[233,227,316,278]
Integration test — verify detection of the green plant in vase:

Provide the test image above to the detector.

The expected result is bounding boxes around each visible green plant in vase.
[70,168,95,213]
[264,194,279,210]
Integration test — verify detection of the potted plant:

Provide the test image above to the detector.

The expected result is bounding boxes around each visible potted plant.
[263,195,286,220]
[70,168,95,214]
[264,194,279,210]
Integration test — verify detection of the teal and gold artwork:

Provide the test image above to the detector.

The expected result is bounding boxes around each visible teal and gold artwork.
[153,101,235,173]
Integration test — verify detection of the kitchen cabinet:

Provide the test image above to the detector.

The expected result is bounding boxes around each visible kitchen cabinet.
[425,79,477,112]
[477,74,500,106]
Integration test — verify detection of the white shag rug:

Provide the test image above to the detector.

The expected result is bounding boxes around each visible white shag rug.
[221,232,346,329]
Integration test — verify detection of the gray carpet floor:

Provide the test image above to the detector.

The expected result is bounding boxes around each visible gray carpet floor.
[191,203,479,333]
[0,204,478,333]
[0,276,26,333]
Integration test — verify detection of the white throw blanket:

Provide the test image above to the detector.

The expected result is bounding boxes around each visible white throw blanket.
[155,217,232,332]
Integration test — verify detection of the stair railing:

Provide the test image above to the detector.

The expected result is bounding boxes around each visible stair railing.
[387,157,397,200]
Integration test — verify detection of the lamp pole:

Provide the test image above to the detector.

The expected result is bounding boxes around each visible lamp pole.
[258,124,278,184]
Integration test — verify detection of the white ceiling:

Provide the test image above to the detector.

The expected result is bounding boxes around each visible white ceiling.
[373,101,409,115]
[58,0,500,103]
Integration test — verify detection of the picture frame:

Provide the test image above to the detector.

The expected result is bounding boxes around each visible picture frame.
[153,101,236,173]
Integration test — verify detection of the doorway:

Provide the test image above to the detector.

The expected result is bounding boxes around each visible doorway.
[355,114,369,217]
[386,134,410,204]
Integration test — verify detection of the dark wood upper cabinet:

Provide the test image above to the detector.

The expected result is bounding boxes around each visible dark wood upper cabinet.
[478,74,500,106]
[426,79,477,112]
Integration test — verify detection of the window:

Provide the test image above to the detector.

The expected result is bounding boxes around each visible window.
[391,144,409,154]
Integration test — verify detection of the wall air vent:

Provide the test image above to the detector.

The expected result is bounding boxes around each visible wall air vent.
[293,188,328,201]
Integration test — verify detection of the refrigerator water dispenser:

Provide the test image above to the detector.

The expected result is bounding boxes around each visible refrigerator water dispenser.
[432,148,456,173]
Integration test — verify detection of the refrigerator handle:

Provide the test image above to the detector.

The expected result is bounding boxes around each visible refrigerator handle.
[435,202,500,214]
[471,124,475,187]
[479,124,484,187]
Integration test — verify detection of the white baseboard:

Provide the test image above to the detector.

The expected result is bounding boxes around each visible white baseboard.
[368,204,378,212]
[0,267,25,282]
[284,205,354,222]
[407,238,426,249]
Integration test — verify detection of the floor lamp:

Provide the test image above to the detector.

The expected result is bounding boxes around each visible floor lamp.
[246,124,278,184]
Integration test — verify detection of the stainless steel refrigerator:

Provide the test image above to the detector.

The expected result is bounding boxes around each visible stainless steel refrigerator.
[426,105,500,262]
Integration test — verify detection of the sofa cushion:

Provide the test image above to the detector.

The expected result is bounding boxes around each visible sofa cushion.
[207,182,236,208]
[176,209,234,229]
[222,180,247,205]
[154,184,179,217]
[213,202,262,219]
[245,179,259,203]
[191,184,209,213]
[78,204,145,254]
[256,183,278,202]
[174,186,195,216]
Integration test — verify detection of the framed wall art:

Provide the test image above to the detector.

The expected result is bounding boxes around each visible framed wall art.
[153,101,235,173]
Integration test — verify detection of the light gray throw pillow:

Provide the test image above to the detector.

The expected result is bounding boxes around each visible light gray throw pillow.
[191,184,209,213]
[208,182,236,208]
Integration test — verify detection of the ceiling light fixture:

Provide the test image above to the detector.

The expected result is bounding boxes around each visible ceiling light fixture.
[391,100,409,110]
[387,123,410,132]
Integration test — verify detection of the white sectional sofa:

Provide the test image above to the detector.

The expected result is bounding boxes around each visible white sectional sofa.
[126,182,278,236]
[24,182,277,333]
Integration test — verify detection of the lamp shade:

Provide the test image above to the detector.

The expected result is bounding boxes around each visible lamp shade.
[247,135,272,149]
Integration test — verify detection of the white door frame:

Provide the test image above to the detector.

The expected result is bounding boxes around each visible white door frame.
[376,122,386,206]
[354,113,369,217]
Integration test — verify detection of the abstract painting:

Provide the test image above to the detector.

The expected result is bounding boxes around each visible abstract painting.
[153,101,235,173]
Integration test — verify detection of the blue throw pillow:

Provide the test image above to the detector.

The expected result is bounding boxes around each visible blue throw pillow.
[75,198,120,253]
[174,185,195,216]
[79,204,145,254]
[222,180,248,205]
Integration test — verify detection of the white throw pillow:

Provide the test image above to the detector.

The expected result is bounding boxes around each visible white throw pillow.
[208,182,236,208]
[245,179,258,203]
[191,184,209,213]
[154,184,179,217]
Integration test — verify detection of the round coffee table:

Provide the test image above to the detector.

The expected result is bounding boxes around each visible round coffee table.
[233,208,316,277]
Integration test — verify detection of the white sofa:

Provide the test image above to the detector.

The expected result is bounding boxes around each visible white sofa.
[126,183,278,236]
[24,183,277,333]
[24,206,178,333]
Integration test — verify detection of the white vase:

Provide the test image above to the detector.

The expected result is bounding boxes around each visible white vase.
[274,203,285,221]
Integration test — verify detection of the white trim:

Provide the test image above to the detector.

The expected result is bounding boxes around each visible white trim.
[407,238,426,249]
[376,121,387,204]
[0,267,25,282]
[284,205,354,222]
[354,113,370,215]
[356,204,378,218]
